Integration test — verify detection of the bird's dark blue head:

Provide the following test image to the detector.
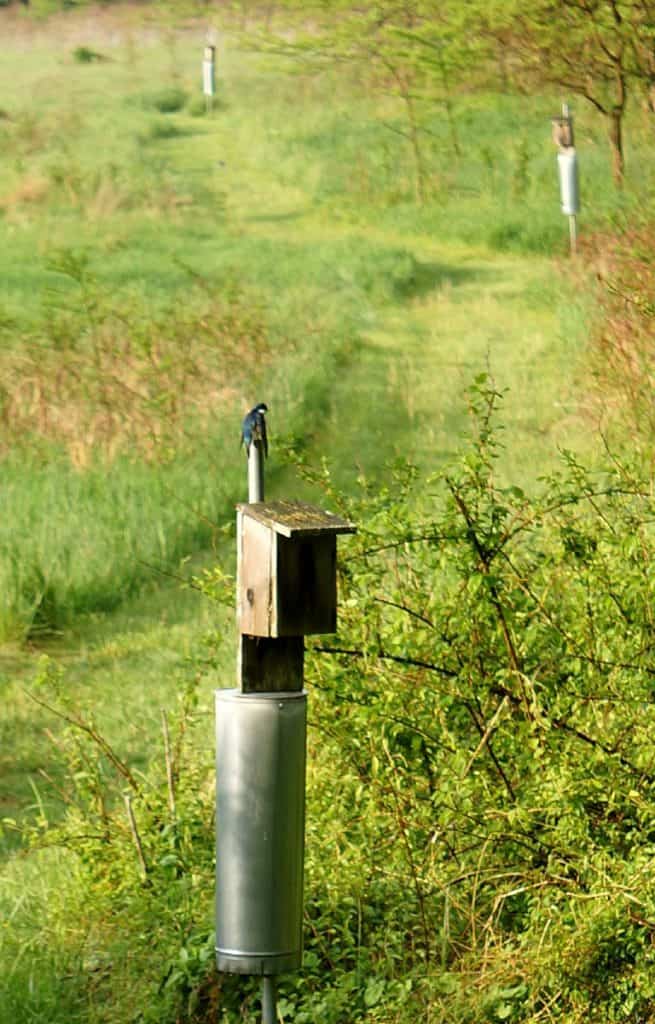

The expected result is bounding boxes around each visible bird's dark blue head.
[241,402,269,456]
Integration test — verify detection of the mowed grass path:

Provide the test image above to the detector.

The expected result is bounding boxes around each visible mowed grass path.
[214,66,591,483]
[0,12,592,481]
[242,221,584,481]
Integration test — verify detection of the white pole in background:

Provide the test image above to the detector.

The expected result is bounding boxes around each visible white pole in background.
[202,44,215,114]
[553,101,580,257]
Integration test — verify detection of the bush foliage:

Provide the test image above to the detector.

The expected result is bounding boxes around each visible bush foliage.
[9,378,655,1022]
[585,224,655,447]
[305,377,655,1022]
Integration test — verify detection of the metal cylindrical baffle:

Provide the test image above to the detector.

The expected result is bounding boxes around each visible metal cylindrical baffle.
[215,689,307,976]
[203,45,215,97]
[557,149,580,216]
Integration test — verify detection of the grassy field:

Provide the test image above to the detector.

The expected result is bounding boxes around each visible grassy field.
[1,4,652,1022]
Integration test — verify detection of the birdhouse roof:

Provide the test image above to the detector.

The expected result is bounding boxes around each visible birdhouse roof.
[237,500,356,538]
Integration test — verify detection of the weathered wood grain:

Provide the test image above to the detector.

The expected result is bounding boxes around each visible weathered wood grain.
[274,533,337,636]
[238,513,273,636]
[236,500,355,538]
[239,635,304,693]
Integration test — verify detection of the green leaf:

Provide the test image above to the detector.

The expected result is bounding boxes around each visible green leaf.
[364,977,386,1008]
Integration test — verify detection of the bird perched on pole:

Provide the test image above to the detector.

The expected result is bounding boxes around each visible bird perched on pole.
[240,403,268,457]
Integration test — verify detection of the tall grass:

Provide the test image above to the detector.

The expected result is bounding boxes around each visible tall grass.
[0,449,225,640]
[1,8,649,638]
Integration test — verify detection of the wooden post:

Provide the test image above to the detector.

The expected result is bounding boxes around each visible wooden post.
[239,636,304,694]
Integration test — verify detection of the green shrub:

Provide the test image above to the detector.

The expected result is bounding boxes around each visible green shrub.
[139,86,188,114]
[14,379,655,1022]
[187,95,227,117]
[72,45,105,64]
[139,117,185,142]
[585,223,655,446]
[187,96,207,118]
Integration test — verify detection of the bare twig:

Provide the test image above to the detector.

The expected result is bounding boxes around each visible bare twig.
[314,644,456,677]
[161,709,176,817]
[462,696,509,780]
[27,690,140,792]
[124,794,148,880]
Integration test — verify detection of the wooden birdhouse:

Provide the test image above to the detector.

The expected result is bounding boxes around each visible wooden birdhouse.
[551,115,574,150]
[237,500,355,638]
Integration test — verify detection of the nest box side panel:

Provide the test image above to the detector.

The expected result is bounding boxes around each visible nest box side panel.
[238,515,274,636]
[275,534,337,636]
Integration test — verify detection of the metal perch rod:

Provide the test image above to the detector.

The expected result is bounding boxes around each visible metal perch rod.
[248,441,265,502]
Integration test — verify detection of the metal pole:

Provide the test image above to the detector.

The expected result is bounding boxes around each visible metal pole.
[248,441,265,502]
[262,976,277,1024]
[569,214,577,256]
[247,415,268,1024]
[242,436,275,1024]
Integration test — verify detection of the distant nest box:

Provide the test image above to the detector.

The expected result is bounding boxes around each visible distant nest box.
[551,115,574,150]
[237,500,356,638]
